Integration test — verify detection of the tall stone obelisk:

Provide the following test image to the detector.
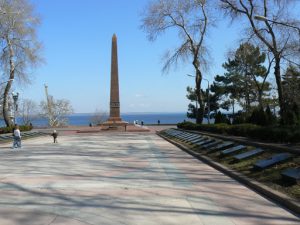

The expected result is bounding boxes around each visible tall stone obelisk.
[108,34,121,121]
[104,34,127,127]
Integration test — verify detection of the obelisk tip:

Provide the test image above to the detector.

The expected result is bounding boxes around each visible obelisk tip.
[112,33,117,40]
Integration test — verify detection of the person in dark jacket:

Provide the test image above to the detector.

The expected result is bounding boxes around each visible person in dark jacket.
[51,130,58,143]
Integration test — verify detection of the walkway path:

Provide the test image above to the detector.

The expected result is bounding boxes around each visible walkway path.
[0,132,298,225]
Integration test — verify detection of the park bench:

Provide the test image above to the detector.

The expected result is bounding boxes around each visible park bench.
[233,148,264,161]
[281,168,300,184]
[253,153,292,170]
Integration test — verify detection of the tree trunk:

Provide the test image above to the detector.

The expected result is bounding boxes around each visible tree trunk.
[258,89,263,108]
[232,99,235,117]
[274,57,285,124]
[195,69,204,124]
[3,39,15,127]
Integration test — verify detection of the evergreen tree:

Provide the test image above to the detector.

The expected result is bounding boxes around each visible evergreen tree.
[186,86,219,121]
[212,43,272,119]
[282,65,300,125]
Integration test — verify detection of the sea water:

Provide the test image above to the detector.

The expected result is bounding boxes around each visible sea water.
[2,112,201,127]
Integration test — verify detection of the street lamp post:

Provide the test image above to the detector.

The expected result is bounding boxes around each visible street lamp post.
[254,15,300,51]
[254,15,300,33]
[202,78,210,124]
[12,92,19,125]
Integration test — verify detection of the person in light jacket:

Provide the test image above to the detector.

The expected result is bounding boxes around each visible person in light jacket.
[12,125,21,149]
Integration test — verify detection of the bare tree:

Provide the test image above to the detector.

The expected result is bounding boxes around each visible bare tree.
[141,0,214,124]
[19,98,38,125]
[0,0,42,127]
[89,109,108,126]
[40,97,74,127]
[220,0,300,124]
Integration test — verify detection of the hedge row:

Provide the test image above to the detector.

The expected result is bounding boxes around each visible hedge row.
[177,121,300,143]
[0,125,33,134]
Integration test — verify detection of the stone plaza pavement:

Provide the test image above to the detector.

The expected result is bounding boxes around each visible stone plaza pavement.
[0,132,299,225]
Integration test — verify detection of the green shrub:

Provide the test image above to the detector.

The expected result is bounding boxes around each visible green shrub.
[265,105,277,125]
[19,125,33,132]
[0,125,32,134]
[177,121,197,130]
[0,127,13,134]
[232,111,247,124]
[214,111,230,124]
[227,123,259,137]
[177,121,300,143]
[248,107,268,126]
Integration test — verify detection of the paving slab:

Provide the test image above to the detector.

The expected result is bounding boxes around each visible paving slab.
[195,138,214,146]
[253,153,293,170]
[233,148,264,161]
[281,168,300,183]
[221,145,247,156]
[0,133,298,225]
[190,137,207,144]
[182,136,202,142]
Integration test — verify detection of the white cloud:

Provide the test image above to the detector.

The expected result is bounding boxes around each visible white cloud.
[135,94,146,98]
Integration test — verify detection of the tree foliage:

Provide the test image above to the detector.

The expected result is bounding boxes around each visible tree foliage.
[90,109,108,126]
[186,85,218,121]
[220,0,300,124]
[212,43,272,117]
[0,0,43,127]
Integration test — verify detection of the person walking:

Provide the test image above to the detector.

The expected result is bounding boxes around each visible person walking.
[51,130,58,143]
[12,125,21,149]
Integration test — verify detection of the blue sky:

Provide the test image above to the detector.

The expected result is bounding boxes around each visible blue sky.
[17,0,243,113]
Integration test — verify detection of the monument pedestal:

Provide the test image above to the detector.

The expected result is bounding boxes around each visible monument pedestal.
[102,120,129,132]
[102,119,128,129]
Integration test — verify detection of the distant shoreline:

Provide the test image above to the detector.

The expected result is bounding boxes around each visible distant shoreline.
[1,112,198,127]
